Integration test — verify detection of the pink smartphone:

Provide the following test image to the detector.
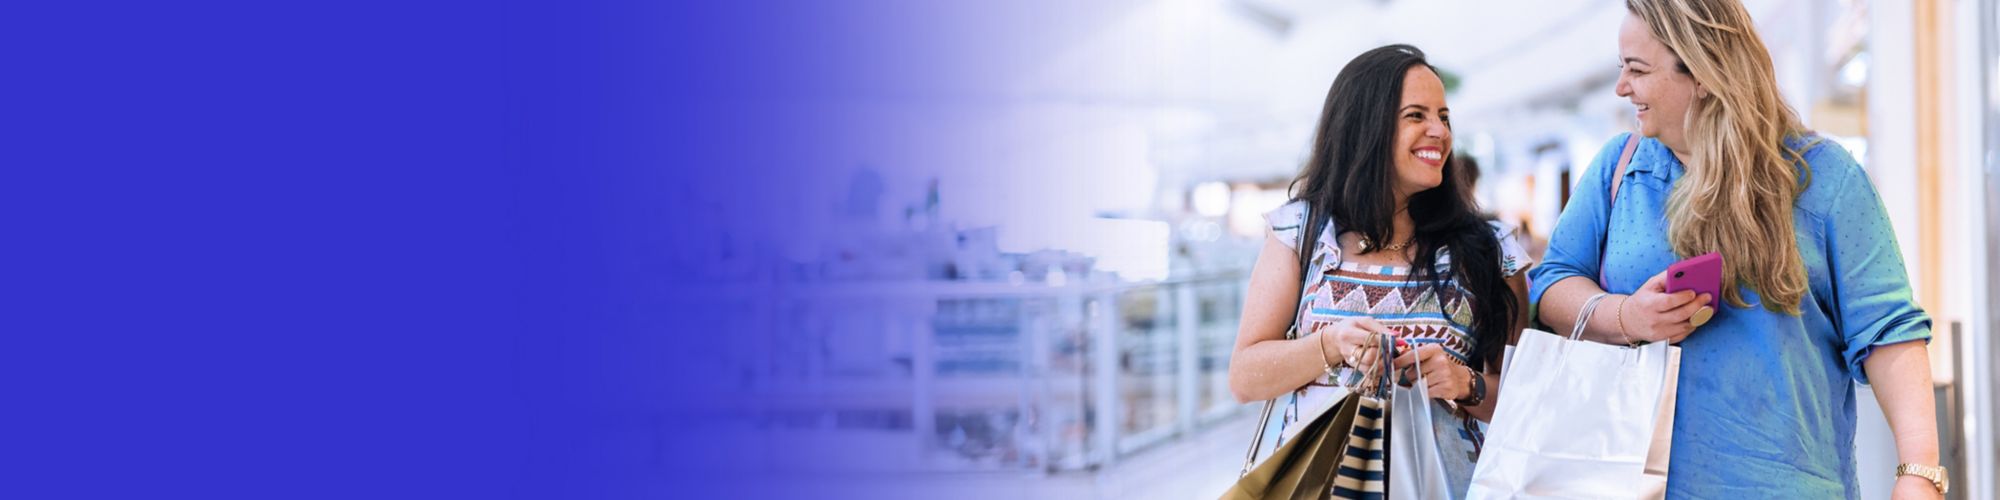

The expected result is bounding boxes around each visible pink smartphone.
[1665,252,1723,309]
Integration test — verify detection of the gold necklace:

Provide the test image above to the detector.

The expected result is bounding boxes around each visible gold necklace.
[1362,236,1412,252]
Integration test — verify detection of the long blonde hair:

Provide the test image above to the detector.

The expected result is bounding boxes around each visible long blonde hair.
[1627,0,1812,314]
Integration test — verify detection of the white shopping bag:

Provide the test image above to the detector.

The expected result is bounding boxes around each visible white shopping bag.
[1389,350,1455,499]
[1470,318,1680,500]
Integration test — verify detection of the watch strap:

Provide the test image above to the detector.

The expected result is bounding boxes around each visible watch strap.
[1896,463,1949,495]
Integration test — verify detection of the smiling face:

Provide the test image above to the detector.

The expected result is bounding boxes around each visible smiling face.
[1391,65,1451,201]
[1616,13,1703,152]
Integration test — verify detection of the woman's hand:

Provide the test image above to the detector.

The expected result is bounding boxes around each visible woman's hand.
[1313,317,1393,374]
[1891,474,1943,500]
[1391,343,1473,401]
[1620,270,1713,344]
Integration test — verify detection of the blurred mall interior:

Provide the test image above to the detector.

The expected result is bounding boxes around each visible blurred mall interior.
[664,0,2000,498]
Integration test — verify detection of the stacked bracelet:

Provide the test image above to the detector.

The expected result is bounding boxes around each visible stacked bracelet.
[1316,331,1339,380]
[1455,365,1486,407]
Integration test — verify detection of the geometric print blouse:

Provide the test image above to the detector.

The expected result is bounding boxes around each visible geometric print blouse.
[1265,200,1532,430]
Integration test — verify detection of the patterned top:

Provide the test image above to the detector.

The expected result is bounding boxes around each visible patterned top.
[1266,201,1532,433]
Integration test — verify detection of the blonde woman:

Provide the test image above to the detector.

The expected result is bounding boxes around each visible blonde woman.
[1530,0,1943,498]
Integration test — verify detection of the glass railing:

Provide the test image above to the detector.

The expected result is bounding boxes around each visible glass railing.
[675,272,1252,474]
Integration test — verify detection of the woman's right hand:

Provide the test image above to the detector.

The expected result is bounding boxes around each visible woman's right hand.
[1621,270,1714,344]
[1315,317,1394,372]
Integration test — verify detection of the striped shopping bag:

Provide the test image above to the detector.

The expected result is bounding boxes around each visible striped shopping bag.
[1331,392,1388,499]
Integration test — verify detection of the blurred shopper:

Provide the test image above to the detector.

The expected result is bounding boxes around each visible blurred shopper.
[1529,0,1943,498]
[1454,154,1552,261]
[1228,44,1532,496]
[1453,154,1482,202]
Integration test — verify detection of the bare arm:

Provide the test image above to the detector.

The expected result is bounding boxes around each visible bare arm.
[1864,342,1943,498]
[1529,133,1708,347]
[1537,273,1708,346]
[1228,230,1385,403]
[1537,276,1631,344]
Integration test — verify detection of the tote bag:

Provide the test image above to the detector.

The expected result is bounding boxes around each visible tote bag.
[1387,348,1457,499]
[1468,297,1679,499]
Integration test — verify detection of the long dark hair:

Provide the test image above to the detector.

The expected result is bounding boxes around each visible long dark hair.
[1290,44,1517,372]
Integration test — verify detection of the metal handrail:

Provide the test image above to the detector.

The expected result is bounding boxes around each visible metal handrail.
[696,271,1251,473]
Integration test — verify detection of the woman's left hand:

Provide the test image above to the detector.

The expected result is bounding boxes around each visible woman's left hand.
[1391,344,1472,401]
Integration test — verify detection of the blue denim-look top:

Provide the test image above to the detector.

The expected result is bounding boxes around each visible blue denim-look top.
[1528,132,1930,499]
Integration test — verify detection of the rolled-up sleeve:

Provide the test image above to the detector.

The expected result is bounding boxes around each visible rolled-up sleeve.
[1527,134,1631,320]
[1822,158,1931,384]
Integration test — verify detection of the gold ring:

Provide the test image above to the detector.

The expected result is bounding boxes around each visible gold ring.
[1690,306,1715,327]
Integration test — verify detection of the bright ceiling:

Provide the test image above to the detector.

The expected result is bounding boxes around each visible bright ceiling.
[999,0,1832,183]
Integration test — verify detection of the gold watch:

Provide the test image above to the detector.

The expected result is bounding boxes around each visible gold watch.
[1896,463,1949,495]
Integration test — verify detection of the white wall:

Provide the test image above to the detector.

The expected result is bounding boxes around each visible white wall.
[1949,0,1996,496]
[1859,1,1919,498]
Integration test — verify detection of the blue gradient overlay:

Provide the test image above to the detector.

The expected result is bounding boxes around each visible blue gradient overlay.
[0,1,1103,498]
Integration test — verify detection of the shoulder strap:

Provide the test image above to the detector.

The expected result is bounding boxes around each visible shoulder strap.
[1596,133,1642,287]
[1610,133,1640,205]
[1287,204,1316,340]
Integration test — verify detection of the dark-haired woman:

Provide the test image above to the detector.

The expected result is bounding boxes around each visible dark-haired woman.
[1227,44,1530,496]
